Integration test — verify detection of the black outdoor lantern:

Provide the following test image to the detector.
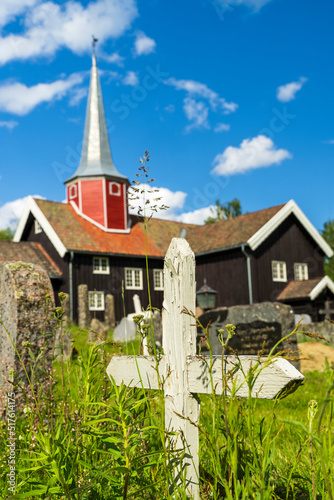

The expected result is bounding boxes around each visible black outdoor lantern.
[196,279,217,310]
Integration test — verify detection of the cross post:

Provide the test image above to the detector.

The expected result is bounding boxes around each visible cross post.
[107,238,304,499]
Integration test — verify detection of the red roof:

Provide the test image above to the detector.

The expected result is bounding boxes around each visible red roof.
[0,241,62,277]
[277,278,324,301]
[33,199,285,257]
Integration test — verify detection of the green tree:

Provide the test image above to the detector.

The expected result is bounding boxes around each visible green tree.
[322,219,334,280]
[0,227,14,240]
[204,198,242,224]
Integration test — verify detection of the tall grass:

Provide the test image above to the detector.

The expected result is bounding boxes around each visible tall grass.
[0,303,333,499]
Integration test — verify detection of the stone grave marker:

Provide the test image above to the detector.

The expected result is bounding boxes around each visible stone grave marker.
[199,301,300,369]
[0,261,56,413]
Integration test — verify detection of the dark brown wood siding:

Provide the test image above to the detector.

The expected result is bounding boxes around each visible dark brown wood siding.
[196,248,250,308]
[73,254,164,323]
[24,218,69,304]
[250,214,325,303]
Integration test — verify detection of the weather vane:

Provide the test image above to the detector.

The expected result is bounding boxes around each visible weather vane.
[92,35,98,53]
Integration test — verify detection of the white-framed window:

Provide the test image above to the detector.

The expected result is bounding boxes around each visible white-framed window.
[69,184,77,199]
[294,263,308,281]
[34,220,42,234]
[153,269,164,291]
[109,182,121,196]
[88,291,105,311]
[93,256,110,274]
[272,261,287,282]
[125,268,143,290]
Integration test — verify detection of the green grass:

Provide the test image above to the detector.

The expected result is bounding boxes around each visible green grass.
[0,320,333,500]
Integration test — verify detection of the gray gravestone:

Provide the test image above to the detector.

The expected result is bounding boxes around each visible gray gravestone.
[198,302,299,369]
[0,262,56,413]
[105,294,115,330]
[113,317,137,342]
[78,284,89,328]
[88,318,107,343]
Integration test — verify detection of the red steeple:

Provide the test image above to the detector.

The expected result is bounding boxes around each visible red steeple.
[64,54,129,233]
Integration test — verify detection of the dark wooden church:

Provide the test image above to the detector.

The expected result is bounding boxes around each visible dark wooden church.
[9,55,334,325]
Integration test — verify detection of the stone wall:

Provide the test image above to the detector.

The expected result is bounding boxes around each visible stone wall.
[0,262,56,413]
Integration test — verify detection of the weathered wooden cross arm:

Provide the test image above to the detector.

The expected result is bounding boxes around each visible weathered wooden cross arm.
[108,353,303,399]
[107,238,304,500]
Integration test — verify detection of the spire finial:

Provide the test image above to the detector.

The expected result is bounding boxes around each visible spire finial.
[92,35,98,54]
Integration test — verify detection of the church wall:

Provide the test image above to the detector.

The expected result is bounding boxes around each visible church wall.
[196,249,250,307]
[81,179,105,226]
[251,214,325,303]
[105,181,127,230]
[71,253,164,324]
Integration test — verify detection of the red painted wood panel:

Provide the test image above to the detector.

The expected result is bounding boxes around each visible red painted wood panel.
[106,181,127,230]
[81,180,105,226]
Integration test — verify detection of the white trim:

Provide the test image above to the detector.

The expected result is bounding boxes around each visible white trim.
[34,219,42,234]
[93,256,110,274]
[78,180,82,212]
[272,260,287,282]
[88,290,105,311]
[248,200,334,258]
[14,197,68,257]
[109,181,121,196]
[309,276,334,301]
[294,262,308,281]
[123,183,128,230]
[69,184,77,200]
[153,269,164,290]
[69,200,131,233]
[125,268,143,290]
[103,178,108,228]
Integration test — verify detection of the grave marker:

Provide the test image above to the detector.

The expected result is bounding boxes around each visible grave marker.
[0,261,56,413]
[107,238,304,499]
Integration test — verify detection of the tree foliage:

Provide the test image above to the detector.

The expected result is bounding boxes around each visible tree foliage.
[0,227,14,241]
[204,198,242,224]
[322,219,334,281]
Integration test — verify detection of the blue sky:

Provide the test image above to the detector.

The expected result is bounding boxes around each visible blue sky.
[0,0,333,232]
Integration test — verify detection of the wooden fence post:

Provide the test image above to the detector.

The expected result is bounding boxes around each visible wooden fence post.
[163,238,200,498]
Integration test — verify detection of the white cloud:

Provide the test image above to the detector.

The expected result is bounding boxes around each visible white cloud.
[212,135,292,176]
[164,104,175,113]
[0,120,18,129]
[0,73,84,115]
[174,206,214,224]
[276,77,307,102]
[128,183,216,225]
[164,76,236,132]
[0,0,39,27]
[0,0,138,65]
[214,122,230,133]
[123,70,139,86]
[165,77,238,114]
[128,183,187,219]
[217,0,272,12]
[134,31,156,56]
[183,98,210,131]
[323,140,334,145]
[99,51,125,66]
[0,195,44,230]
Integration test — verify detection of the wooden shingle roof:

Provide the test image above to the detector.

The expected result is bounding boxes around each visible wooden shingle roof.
[0,241,62,277]
[278,277,334,301]
[31,199,285,257]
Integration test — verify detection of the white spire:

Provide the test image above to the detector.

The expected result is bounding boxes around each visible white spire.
[66,54,127,182]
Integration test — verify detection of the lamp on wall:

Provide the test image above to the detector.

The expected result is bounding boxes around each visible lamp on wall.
[196,279,217,310]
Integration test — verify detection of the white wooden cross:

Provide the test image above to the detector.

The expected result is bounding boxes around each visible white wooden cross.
[107,238,304,499]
